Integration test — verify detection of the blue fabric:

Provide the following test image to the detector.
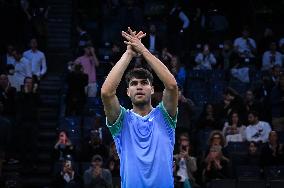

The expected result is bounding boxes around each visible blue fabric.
[107,102,177,188]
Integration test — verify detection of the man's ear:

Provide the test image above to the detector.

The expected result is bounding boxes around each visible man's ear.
[151,86,154,95]
[127,87,130,97]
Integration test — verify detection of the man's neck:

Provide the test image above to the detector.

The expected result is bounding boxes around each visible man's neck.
[132,104,153,117]
[31,48,37,52]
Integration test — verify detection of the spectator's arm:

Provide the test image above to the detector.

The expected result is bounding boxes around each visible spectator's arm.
[179,11,190,29]
[83,171,92,187]
[195,53,203,64]
[40,54,47,76]
[262,52,270,70]
[209,53,217,65]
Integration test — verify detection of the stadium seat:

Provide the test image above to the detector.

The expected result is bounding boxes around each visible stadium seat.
[236,179,266,188]
[269,180,284,188]
[210,179,236,188]
[236,165,262,179]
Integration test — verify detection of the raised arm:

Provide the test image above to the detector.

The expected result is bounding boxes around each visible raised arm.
[101,30,146,124]
[122,28,178,117]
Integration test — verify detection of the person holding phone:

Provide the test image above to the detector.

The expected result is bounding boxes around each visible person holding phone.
[16,77,40,169]
[174,133,197,188]
[53,131,74,161]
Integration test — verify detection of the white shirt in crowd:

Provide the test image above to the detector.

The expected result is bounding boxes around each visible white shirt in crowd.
[6,54,15,65]
[245,121,271,143]
[194,53,216,70]
[13,57,32,91]
[234,37,256,57]
[23,49,47,77]
[262,50,283,70]
[222,122,247,142]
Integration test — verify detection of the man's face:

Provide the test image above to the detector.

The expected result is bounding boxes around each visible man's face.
[92,160,102,168]
[149,24,156,34]
[270,43,277,51]
[30,39,38,49]
[245,90,254,102]
[248,114,257,124]
[0,74,9,88]
[7,45,14,55]
[12,51,21,61]
[127,78,154,106]
[24,78,33,91]
[242,30,249,38]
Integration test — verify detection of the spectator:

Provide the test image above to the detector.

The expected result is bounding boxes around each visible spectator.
[53,159,83,188]
[23,0,49,50]
[260,131,284,166]
[16,76,40,168]
[65,64,88,116]
[12,47,32,91]
[83,128,109,161]
[0,73,17,119]
[160,47,173,68]
[174,132,198,188]
[222,111,246,142]
[106,142,120,188]
[258,27,276,55]
[270,72,284,131]
[23,38,47,80]
[83,154,112,188]
[194,44,217,70]
[202,145,230,185]
[0,101,12,164]
[243,141,261,166]
[176,86,195,134]
[74,44,99,97]
[233,26,257,59]
[262,41,283,71]
[197,103,220,130]
[215,87,246,124]
[170,55,186,87]
[245,111,271,143]
[53,130,75,162]
[168,2,190,54]
[173,156,184,188]
[5,64,17,89]
[219,40,236,70]
[244,89,264,121]
[144,23,162,54]
[0,44,15,68]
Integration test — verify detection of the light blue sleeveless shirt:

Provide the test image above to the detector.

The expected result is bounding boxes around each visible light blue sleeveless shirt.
[107,102,177,188]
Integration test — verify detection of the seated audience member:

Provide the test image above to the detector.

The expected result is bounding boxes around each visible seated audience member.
[106,142,120,188]
[194,44,217,70]
[270,73,284,131]
[197,103,220,130]
[215,87,246,124]
[202,131,229,161]
[219,40,236,70]
[260,131,284,166]
[202,145,230,184]
[245,111,271,143]
[1,44,15,68]
[83,128,109,161]
[243,141,261,166]
[65,64,88,116]
[23,38,47,80]
[174,132,198,187]
[170,55,186,87]
[53,159,82,188]
[53,130,75,161]
[75,24,92,56]
[0,73,17,120]
[176,86,195,134]
[244,89,264,121]
[16,77,40,168]
[83,155,112,188]
[233,26,257,59]
[0,102,12,162]
[222,111,246,142]
[262,41,283,71]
